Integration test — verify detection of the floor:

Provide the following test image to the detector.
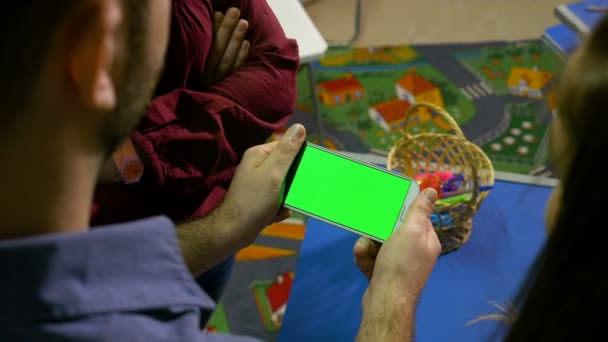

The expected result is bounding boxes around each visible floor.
[304,0,565,45]
[212,2,566,340]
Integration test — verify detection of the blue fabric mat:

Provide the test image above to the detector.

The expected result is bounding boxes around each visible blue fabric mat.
[280,180,551,341]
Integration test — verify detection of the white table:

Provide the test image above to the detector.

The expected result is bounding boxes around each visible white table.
[266,0,328,63]
[267,0,328,138]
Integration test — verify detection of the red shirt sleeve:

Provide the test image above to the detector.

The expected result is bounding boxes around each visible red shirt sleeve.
[92,0,299,224]
[209,0,300,121]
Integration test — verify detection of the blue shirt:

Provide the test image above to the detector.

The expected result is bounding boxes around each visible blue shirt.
[0,216,261,341]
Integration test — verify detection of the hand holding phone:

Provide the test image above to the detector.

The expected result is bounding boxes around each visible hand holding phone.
[283,142,420,242]
[354,188,441,340]
[222,124,306,247]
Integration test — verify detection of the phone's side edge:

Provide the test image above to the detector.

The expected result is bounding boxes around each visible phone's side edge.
[393,181,421,234]
[281,141,308,205]
[284,204,386,244]
[306,142,417,183]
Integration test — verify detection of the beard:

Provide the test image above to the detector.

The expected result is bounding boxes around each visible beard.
[99,1,163,156]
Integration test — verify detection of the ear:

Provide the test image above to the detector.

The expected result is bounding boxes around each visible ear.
[67,0,123,111]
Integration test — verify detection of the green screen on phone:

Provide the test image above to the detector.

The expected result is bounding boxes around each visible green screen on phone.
[284,144,413,241]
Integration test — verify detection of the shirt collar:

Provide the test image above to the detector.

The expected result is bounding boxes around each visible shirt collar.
[0,216,214,322]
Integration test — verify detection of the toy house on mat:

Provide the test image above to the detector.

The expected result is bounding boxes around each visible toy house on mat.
[369,99,412,133]
[265,272,294,326]
[353,47,397,63]
[395,70,445,108]
[316,73,364,106]
[507,67,553,99]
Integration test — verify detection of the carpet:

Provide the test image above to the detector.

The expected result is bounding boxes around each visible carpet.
[203,39,563,341]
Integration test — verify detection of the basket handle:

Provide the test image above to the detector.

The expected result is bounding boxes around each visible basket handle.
[402,102,465,139]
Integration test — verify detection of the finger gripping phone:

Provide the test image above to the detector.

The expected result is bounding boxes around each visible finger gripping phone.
[283,142,419,242]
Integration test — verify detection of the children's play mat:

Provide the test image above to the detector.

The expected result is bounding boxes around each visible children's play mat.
[205,39,563,341]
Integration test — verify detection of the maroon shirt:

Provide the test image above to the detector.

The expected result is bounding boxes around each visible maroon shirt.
[92,0,299,225]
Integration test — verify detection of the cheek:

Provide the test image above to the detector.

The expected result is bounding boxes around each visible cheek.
[549,115,571,178]
[545,184,563,234]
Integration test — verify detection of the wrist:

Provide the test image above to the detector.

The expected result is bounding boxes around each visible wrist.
[213,199,249,249]
[363,281,416,318]
[362,280,417,325]
[176,207,239,276]
[358,283,416,342]
[217,190,267,249]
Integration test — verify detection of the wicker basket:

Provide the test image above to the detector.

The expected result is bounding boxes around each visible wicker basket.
[387,102,494,254]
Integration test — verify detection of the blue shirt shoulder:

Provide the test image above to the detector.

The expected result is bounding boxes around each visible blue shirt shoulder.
[0,217,260,342]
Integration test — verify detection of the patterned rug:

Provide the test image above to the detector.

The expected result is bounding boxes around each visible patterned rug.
[204,38,562,341]
[204,216,307,341]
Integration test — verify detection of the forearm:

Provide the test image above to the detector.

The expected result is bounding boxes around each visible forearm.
[209,62,297,122]
[176,204,241,277]
[210,0,299,121]
[356,286,416,342]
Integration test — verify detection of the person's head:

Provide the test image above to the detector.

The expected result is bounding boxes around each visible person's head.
[0,0,170,236]
[543,22,608,232]
[0,0,170,154]
[506,16,608,341]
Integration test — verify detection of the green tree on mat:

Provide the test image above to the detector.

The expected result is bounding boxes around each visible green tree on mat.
[432,80,460,106]
[314,73,337,84]
[368,89,392,106]
[357,118,373,130]
[506,45,523,64]
[528,44,543,63]
[484,47,503,66]
[349,102,367,118]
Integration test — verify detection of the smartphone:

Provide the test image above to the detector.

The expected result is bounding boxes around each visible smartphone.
[283,142,419,242]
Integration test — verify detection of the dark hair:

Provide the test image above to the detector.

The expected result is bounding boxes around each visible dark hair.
[0,1,77,120]
[505,16,608,341]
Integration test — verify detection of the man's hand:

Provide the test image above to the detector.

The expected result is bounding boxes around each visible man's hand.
[354,188,441,342]
[177,124,305,276]
[220,124,306,247]
[201,7,250,87]
[354,188,440,290]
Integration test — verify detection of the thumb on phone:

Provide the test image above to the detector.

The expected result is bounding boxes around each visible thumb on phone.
[399,189,437,233]
[264,124,306,175]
